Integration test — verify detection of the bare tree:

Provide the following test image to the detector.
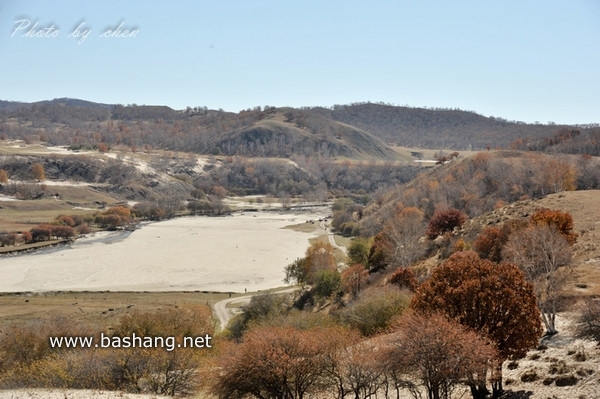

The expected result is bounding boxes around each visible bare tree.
[502,224,572,335]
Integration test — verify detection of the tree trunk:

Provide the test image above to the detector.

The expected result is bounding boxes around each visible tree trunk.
[469,384,489,399]
[491,361,504,399]
[541,311,558,335]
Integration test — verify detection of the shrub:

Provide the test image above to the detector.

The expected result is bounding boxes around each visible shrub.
[340,286,410,336]
[341,264,368,297]
[386,267,418,291]
[312,269,341,298]
[555,374,578,387]
[520,370,538,382]
[426,208,467,239]
[507,361,519,370]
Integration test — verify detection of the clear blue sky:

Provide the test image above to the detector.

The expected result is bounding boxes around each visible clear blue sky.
[1,0,599,124]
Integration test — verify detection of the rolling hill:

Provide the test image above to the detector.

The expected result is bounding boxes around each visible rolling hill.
[1,99,596,160]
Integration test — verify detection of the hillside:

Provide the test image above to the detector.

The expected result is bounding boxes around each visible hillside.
[460,190,600,296]
[1,99,595,159]
[358,150,600,237]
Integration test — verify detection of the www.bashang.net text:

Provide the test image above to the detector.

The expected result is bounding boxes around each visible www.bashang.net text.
[49,333,212,352]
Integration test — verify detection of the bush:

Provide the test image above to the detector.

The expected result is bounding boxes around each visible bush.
[340,286,410,336]
[555,374,578,387]
[386,267,418,291]
[312,269,341,298]
[426,208,467,239]
[520,370,538,382]
[574,298,600,344]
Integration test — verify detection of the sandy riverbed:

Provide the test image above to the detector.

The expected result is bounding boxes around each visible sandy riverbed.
[0,212,323,293]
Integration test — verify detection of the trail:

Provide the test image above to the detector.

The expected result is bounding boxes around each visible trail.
[320,220,347,255]
[212,287,300,331]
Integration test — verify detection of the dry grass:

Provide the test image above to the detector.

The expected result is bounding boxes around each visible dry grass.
[0,200,95,232]
[0,291,230,331]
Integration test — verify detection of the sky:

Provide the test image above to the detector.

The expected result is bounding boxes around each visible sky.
[0,0,599,124]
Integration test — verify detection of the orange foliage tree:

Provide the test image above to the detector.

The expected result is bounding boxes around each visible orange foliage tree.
[285,242,337,286]
[531,208,577,245]
[31,163,45,181]
[411,251,542,398]
[386,267,418,291]
[210,326,350,399]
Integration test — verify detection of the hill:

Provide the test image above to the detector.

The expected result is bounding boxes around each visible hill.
[2,99,596,159]
[357,150,600,235]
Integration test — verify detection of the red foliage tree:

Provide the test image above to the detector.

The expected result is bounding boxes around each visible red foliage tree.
[412,251,542,398]
[426,208,467,239]
[386,267,418,291]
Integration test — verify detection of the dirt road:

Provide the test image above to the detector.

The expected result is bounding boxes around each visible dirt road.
[212,287,300,331]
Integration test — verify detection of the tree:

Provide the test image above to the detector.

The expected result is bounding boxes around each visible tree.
[382,207,426,267]
[426,208,467,240]
[0,169,8,183]
[386,267,418,291]
[473,226,509,263]
[384,313,497,399]
[346,238,370,267]
[411,251,543,398]
[502,224,572,335]
[31,163,45,181]
[531,208,577,245]
[313,269,341,298]
[285,242,337,286]
[325,333,387,399]
[211,326,345,399]
[341,264,369,298]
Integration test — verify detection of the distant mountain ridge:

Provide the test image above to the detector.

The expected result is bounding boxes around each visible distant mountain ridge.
[1,98,596,158]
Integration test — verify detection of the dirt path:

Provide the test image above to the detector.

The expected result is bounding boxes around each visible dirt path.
[212,287,300,331]
[320,220,347,254]
[213,294,253,331]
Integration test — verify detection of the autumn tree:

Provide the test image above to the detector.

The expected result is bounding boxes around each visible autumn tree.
[473,226,510,263]
[384,312,497,399]
[426,208,467,240]
[502,224,572,335]
[284,242,337,286]
[0,169,8,183]
[211,326,345,399]
[31,163,45,181]
[386,267,418,291]
[324,333,387,399]
[341,264,369,298]
[94,206,132,229]
[531,208,577,245]
[412,251,542,398]
[107,306,212,395]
